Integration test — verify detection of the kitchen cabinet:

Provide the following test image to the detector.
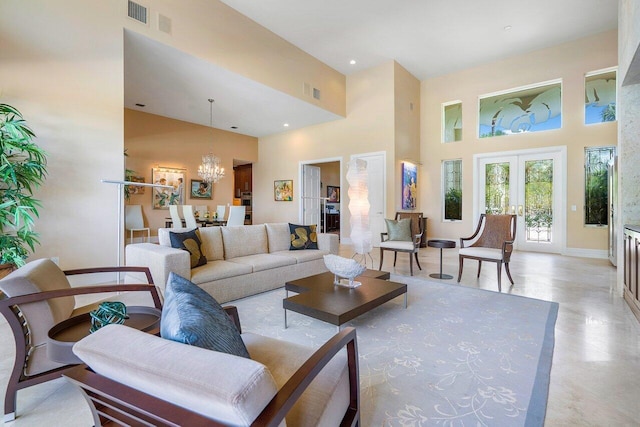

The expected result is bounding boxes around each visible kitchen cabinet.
[234,164,252,197]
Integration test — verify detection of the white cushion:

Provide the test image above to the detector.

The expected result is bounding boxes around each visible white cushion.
[380,241,415,251]
[73,325,278,426]
[459,247,503,260]
[190,259,253,283]
[271,249,329,263]
[228,254,296,273]
[222,225,269,259]
[265,223,292,253]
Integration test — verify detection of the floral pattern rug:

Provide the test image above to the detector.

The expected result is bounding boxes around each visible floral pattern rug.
[232,274,558,427]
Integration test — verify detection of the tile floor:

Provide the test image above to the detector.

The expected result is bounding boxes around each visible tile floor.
[1,245,639,426]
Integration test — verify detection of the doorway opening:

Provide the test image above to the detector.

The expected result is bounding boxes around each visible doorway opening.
[299,158,342,235]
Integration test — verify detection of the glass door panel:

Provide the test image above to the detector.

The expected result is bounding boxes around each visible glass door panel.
[485,162,511,214]
[524,159,553,243]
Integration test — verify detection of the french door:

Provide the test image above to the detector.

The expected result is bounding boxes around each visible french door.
[476,148,565,253]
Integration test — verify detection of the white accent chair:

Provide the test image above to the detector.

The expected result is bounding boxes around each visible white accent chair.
[182,205,198,229]
[226,206,246,226]
[124,205,150,243]
[169,205,182,228]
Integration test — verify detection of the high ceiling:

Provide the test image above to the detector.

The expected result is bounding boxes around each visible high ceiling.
[125,0,618,138]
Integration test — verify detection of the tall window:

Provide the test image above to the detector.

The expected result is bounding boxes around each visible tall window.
[442,159,462,220]
[442,101,462,143]
[585,69,616,124]
[479,80,562,138]
[585,147,615,226]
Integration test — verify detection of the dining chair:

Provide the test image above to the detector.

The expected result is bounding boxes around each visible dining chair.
[216,205,226,221]
[124,205,150,243]
[457,213,517,292]
[226,206,246,226]
[182,205,198,229]
[169,205,182,228]
[195,205,208,219]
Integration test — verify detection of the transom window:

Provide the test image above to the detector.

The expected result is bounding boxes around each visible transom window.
[442,101,462,143]
[585,68,616,124]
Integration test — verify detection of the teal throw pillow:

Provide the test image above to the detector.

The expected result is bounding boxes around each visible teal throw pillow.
[289,223,318,250]
[160,272,250,358]
[385,218,412,241]
[169,228,207,268]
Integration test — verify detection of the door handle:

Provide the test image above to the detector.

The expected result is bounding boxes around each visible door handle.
[517,205,524,216]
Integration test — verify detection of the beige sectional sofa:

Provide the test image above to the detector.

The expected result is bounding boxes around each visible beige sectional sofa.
[125,223,338,303]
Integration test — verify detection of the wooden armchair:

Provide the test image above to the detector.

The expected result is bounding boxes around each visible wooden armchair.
[64,310,360,426]
[0,258,162,422]
[379,212,424,276]
[457,214,517,291]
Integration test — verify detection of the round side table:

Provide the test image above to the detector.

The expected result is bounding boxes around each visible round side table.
[427,239,456,279]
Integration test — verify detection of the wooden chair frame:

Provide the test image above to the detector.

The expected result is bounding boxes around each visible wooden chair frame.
[0,266,162,422]
[379,212,424,276]
[64,308,360,427]
[457,214,516,291]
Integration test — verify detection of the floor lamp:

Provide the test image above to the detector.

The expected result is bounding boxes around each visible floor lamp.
[347,159,373,267]
[101,179,173,282]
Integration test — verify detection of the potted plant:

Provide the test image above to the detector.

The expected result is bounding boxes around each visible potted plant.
[0,103,47,272]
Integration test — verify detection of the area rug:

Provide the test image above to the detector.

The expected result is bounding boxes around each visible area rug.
[231,274,558,427]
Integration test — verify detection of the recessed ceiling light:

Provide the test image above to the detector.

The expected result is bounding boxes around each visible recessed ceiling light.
[135,103,146,107]
[504,25,512,31]
[284,123,289,127]
[349,59,357,65]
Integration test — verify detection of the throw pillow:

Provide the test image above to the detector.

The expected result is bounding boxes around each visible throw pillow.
[385,218,412,241]
[160,272,250,358]
[289,223,318,250]
[169,228,207,268]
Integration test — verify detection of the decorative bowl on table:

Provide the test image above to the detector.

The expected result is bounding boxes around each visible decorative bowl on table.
[323,254,366,288]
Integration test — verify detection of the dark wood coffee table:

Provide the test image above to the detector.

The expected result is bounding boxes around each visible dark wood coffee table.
[283,270,407,331]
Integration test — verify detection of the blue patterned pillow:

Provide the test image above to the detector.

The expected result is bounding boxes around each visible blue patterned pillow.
[160,272,250,358]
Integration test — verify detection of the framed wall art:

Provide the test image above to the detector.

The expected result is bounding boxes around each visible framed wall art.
[128,176,146,195]
[152,167,185,209]
[402,162,417,210]
[327,185,340,203]
[190,179,212,199]
[274,179,293,201]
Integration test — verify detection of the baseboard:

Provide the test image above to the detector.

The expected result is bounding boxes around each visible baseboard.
[562,247,608,259]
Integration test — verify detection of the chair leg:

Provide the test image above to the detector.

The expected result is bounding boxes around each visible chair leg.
[4,385,16,422]
[414,252,422,270]
[379,248,384,271]
[409,253,414,276]
[505,262,514,284]
[393,252,398,267]
[457,256,464,282]
[477,260,482,278]
[497,262,502,292]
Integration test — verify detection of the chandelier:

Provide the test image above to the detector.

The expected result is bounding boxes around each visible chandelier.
[198,98,225,183]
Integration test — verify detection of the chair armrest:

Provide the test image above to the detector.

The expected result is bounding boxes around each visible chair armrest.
[502,240,515,261]
[380,232,389,242]
[253,327,359,427]
[413,233,422,248]
[223,306,242,334]
[125,243,190,294]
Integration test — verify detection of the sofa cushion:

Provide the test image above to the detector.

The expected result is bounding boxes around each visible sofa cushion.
[161,272,250,358]
[228,253,296,273]
[198,226,225,261]
[272,249,329,264]
[169,229,207,268]
[73,325,278,426]
[221,225,268,259]
[459,247,503,260]
[385,218,412,241]
[243,333,350,427]
[190,260,253,284]
[289,224,318,250]
[265,223,291,253]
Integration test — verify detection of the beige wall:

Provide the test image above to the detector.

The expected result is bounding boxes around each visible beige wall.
[421,30,618,253]
[124,0,346,117]
[254,61,398,236]
[124,109,258,234]
[0,0,125,269]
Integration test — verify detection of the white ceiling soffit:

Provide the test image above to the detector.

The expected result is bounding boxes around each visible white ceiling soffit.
[124,30,342,138]
[220,0,618,80]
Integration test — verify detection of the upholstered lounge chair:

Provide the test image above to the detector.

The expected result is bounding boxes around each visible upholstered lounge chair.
[379,212,424,276]
[457,214,517,291]
[0,258,162,422]
[64,309,360,426]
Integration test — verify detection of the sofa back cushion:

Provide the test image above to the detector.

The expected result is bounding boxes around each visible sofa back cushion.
[221,225,268,259]
[265,223,291,253]
[0,258,75,352]
[159,227,224,261]
[73,324,278,426]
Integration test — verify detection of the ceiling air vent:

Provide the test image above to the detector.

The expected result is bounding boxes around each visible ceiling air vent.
[128,0,148,24]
